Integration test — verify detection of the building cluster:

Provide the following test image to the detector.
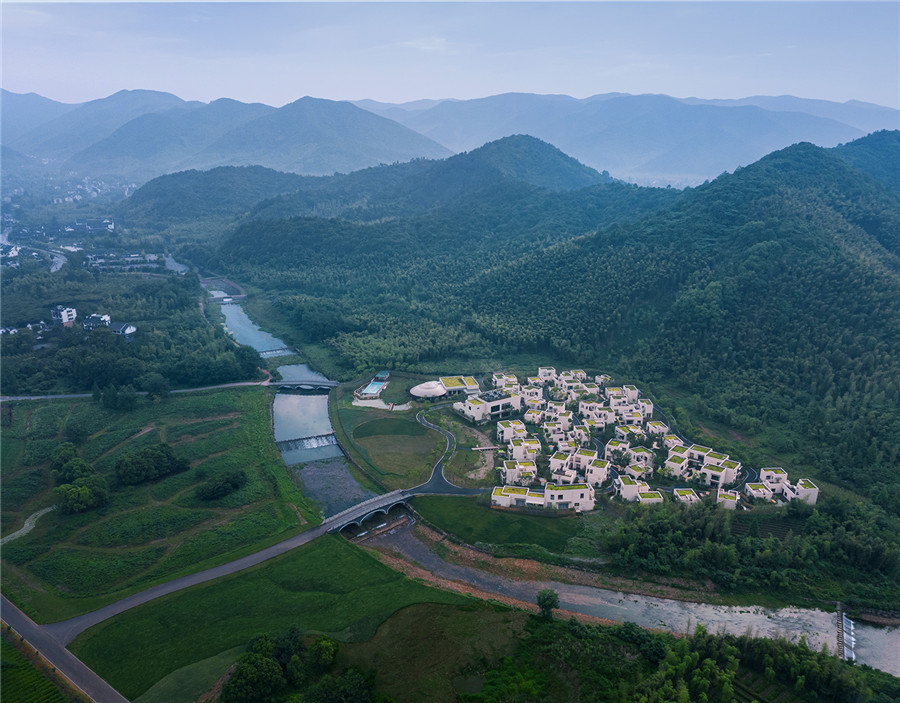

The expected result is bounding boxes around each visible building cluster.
[83,313,137,341]
[440,366,819,514]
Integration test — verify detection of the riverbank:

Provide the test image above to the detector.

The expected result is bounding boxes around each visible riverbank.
[363,514,900,676]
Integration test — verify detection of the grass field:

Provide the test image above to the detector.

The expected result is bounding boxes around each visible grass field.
[430,409,498,489]
[0,388,321,623]
[338,602,529,703]
[410,495,581,553]
[69,535,470,700]
[332,386,446,490]
[134,645,244,703]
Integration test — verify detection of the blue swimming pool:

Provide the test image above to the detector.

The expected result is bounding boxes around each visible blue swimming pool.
[362,381,385,395]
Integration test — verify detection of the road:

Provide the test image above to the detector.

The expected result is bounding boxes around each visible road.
[0,403,483,700]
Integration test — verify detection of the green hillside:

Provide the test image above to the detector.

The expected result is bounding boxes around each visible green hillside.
[213,132,900,515]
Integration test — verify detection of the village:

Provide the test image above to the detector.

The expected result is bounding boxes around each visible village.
[410,368,819,514]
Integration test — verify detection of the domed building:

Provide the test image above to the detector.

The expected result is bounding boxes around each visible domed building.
[409,380,448,399]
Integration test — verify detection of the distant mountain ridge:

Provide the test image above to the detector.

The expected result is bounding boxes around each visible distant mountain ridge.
[367,92,898,185]
[3,89,898,186]
[3,90,452,181]
[123,135,618,225]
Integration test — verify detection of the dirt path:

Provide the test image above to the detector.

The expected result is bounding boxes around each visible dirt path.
[1,506,56,546]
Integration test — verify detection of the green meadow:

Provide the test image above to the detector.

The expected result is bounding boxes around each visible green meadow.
[0,388,320,622]
[69,535,470,700]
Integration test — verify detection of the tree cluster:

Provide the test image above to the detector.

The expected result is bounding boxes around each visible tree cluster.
[195,469,248,500]
[114,443,188,486]
[221,626,365,703]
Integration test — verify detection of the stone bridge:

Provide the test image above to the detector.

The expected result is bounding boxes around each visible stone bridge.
[324,490,411,532]
[270,380,339,391]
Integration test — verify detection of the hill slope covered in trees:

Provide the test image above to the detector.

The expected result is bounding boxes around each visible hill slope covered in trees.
[212,132,900,514]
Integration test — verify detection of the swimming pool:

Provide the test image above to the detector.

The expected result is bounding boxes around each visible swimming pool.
[361,381,385,396]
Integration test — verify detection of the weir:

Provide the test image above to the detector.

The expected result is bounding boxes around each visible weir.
[276,433,338,452]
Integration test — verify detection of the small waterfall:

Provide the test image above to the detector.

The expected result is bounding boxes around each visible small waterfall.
[276,434,338,452]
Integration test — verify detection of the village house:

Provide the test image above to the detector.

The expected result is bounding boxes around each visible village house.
[496,419,527,443]
[509,437,541,462]
[638,490,664,505]
[501,460,537,486]
[491,482,594,511]
[455,388,522,423]
[586,458,610,486]
[441,375,481,396]
[674,488,700,505]
[50,305,77,327]
[605,438,630,462]
[664,453,689,477]
[628,446,655,468]
[492,372,518,388]
[613,475,650,502]
[717,489,740,509]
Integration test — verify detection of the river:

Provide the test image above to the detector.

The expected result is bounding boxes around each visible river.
[225,300,899,674]
[216,303,372,513]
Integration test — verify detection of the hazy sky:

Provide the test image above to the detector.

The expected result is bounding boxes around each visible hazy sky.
[2,2,898,108]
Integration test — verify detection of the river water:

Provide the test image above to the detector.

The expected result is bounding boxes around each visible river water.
[219,304,360,508]
[220,303,286,353]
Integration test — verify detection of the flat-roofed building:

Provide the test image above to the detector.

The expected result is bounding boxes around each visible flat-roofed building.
[717,489,740,509]
[674,488,700,505]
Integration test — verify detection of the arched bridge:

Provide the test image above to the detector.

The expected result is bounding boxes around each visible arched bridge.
[270,380,339,391]
[324,490,411,532]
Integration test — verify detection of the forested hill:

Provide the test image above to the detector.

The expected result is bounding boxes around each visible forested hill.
[216,132,900,512]
[123,135,617,226]
[120,166,312,224]
[833,129,900,193]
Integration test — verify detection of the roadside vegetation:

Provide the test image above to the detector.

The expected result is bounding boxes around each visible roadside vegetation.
[0,630,89,703]
[68,535,470,701]
[0,388,319,622]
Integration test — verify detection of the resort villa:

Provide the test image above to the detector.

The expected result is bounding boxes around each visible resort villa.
[414,367,816,514]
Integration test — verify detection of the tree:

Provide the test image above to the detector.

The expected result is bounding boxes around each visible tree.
[55,474,109,513]
[537,589,559,620]
[308,636,338,673]
[52,457,93,485]
[221,652,286,703]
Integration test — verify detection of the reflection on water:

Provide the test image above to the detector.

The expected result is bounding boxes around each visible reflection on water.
[220,304,286,352]
[277,363,330,383]
[273,394,333,442]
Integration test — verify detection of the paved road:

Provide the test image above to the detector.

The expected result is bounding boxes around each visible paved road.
[1,400,484,700]
[1,597,129,703]
[412,408,484,496]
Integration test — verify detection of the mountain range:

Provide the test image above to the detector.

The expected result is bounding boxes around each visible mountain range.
[3,89,897,186]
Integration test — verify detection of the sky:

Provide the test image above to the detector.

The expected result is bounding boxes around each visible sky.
[2,2,898,109]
